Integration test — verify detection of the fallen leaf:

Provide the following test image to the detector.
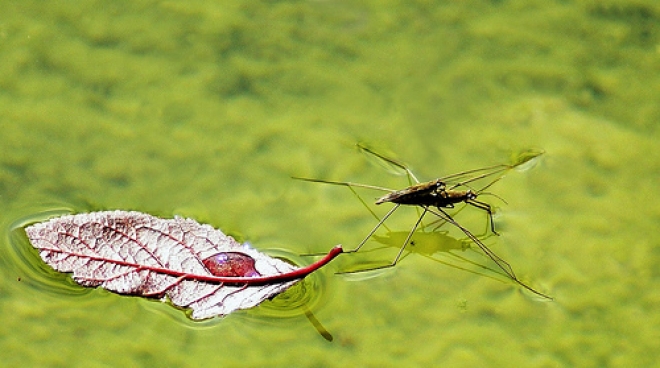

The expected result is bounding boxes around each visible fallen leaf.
[25,211,342,319]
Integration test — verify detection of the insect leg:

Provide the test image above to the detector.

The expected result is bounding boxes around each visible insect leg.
[389,207,428,266]
[443,165,510,190]
[426,207,515,278]
[346,185,392,233]
[467,198,499,235]
[294,177,397,256]
[346,204,400,253]
[356,144,431,228]
[292,177,394,192]
[426,207,552,300]
[442,150,544,191]
[357,143,420,184]
[338,206,426,274]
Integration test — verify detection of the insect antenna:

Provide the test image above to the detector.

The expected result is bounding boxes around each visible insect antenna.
[477,192,508,205]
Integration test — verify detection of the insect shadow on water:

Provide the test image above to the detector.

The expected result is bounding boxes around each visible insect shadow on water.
[294,144,552,300]
[367,231,505,285]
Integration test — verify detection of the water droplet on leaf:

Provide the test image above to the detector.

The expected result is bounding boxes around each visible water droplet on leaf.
[202,252,261,277]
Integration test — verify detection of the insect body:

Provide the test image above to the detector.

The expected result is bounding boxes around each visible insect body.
[296,145,551,300]
[376,180,485,211]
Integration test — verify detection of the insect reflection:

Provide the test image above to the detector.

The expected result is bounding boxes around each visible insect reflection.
[295,144,552,300]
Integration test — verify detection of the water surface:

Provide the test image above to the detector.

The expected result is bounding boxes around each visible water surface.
[1,1,659,367]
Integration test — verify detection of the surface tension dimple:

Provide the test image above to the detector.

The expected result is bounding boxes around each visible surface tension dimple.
[202,252,261,277]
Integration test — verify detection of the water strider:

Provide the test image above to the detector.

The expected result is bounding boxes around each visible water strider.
[295,144,552,300]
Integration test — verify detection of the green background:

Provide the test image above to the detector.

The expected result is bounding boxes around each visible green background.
[1,1,659,367]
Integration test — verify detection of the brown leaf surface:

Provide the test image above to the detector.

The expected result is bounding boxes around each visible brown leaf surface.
[25,211,341,319]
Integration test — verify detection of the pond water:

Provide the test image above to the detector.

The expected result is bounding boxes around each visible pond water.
[1,1,659,367]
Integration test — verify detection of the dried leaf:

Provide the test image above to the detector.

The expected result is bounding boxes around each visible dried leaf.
[25,211,342,319]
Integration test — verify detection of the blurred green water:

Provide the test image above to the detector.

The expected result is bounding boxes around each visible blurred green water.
[1,1,660,367]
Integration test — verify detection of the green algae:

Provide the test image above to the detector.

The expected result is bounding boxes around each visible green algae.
[1,1,660,366]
